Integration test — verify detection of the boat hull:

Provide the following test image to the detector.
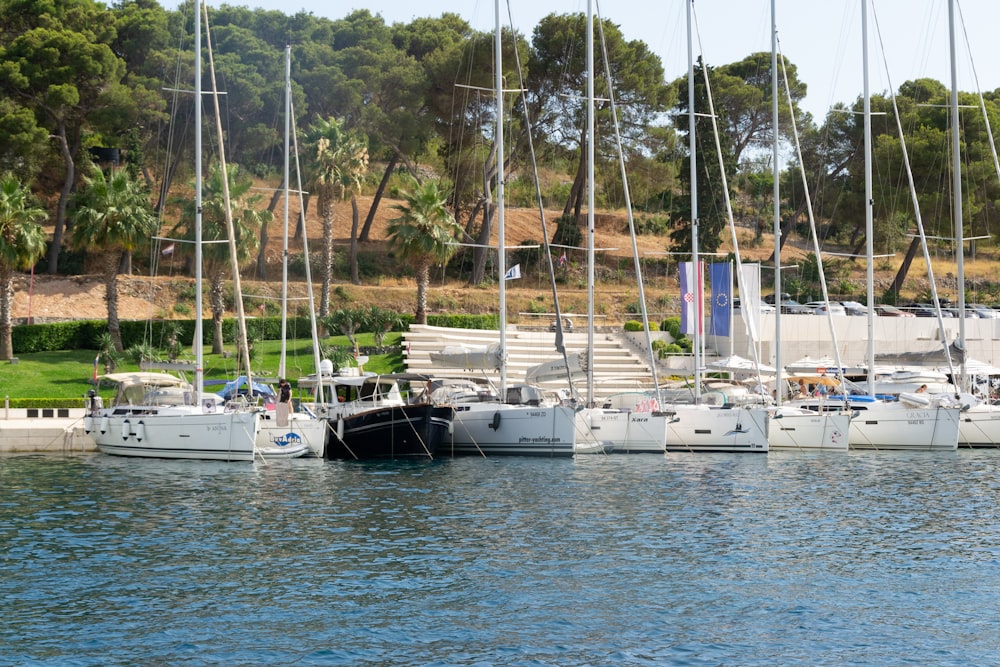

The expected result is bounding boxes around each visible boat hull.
[325,404,454,460]
[664,405,769,453]
[90,409,261,462]
[257,411,328,457]
[756,408,851,451]
[577,408,667,453]
[958,402,1000,448]
[443,404,576,457]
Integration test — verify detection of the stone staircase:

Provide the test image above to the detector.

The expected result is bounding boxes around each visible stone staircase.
[402,324,657,403]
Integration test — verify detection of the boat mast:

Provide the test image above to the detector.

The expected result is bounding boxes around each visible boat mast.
[862,0,875,397]
[279,44,291,380]
[949,0,966,391]
[194,0,204,405]
[586,0,595,406]
[771,0,782,403]
[687,0,701,402]
[494,0,508,395]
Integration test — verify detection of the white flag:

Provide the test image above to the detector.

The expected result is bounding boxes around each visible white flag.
[740,262,761,340]
[504,264,521,280]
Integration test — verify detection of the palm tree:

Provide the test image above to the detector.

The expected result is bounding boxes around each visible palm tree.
[387,177,463,325]
[303,117,369,316]
[0,174,47,360]
[173,163,268,354]
[69,165,157,352]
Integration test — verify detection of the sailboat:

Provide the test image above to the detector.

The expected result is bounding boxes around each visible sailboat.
[944,0,1000,448]
[757,0,851,451]
[85,1,262,461]
[567,0,667,454]
[662,0,769,453]
[787,0,960,451]
[427,0,577,457]
[252,45,326,457]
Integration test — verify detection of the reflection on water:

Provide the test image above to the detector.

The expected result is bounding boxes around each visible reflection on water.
[2,451,999,665]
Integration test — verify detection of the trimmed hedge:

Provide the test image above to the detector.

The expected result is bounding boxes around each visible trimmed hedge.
[13,313,501,353]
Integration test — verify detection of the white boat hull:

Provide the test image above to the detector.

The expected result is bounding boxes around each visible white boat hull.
[664,405,769,453]
[757,407,851,451]
[848,402,960,451]
[957,402,1000,448]
[91,409,261,461]
[576,408,667,453]
[257,411,328,457]
[443,403,576,457]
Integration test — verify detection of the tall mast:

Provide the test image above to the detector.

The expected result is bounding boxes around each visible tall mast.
[771,0,782,402]
[586,0,595,406]
[494,0,508,394]
[862,0,875,396]
[949,0,966,390]
[280,44,291,380]
[687,0,701,402]
[194,0,204,405]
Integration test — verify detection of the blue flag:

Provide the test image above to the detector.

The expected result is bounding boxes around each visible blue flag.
[709,262,731,336]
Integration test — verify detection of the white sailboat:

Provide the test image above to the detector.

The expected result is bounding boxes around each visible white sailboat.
[253,45,326,457]
[85,1,262,461]
[942,0,1000,448]
[664,0,768,453]
[788,0,960,451]
[427,0,577,457]
[761,0,850,451]
[567,0,667,455]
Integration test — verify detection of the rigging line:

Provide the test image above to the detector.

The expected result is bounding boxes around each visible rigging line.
[957,0,1000,241]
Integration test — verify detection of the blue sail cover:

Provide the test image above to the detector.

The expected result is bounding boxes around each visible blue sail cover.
[215,376,276,400]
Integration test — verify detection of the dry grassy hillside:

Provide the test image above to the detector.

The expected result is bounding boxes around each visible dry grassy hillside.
[13,192,997,324]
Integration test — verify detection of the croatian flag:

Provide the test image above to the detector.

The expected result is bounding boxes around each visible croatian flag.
[558,251,567,267]
[161,243,175,256]
[679,261,698,335]
[92,355,100,382]
[504,264,521,280]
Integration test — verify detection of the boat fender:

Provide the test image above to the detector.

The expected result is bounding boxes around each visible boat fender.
[336,418,345,441]
[899,392,932,408]
[122,419,132,440]
[448,420,454,435]
[135,420,146,442]
[99,416,109,435]
[84,415,94,434]
[489,411,501,431]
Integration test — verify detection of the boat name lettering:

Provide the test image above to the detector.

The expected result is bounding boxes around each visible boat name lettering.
[517,436,562,444]
[907,411,931,420]
[527,411,546,417]
[207,424,228,432]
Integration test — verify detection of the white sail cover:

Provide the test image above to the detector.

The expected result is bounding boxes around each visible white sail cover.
[429,343,503,371]
[524,350,589,384]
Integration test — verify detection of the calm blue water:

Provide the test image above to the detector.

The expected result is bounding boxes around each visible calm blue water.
[2,450,1000,666]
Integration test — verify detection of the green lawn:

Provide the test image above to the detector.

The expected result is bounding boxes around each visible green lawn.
[0,332,404,403]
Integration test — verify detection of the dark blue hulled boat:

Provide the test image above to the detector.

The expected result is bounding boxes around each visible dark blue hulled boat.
[298,371,454,460]
[325,403,454,460]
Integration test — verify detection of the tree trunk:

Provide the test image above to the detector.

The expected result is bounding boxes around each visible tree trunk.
[562,134,587,219]
[415,262,430,325]
[360,151,398,242]
[319,195,334,318]
[888,236,922,299]
[471,201,494,286]
[47,121,75,275]
[210,269,226,355]
[256,175,285,279]
[0,269,13,361]
[350,196,360,285]
[104,252,123,352]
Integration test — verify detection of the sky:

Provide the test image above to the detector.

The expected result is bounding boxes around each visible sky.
[174,0,1000,121]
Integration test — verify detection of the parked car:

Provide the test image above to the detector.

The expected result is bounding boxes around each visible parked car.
[733,297,776,314]
[804,301,847,316]
[839,300,868,316]
[875,304,915,317]
[968,303,1000,319]
[902,302,952,317]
